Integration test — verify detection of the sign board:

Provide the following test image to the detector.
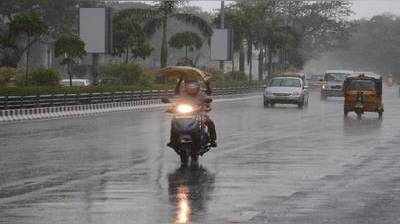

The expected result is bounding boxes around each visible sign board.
[210,29,233,61]
[79,8,112,54]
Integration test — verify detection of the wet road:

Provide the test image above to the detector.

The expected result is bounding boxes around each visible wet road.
[1,87,400,224]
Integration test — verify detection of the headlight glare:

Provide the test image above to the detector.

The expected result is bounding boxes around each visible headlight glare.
[176,104,194,114]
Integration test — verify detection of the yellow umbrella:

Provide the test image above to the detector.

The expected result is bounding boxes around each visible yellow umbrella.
[158,66,212,83]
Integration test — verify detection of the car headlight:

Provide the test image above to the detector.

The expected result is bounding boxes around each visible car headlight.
[176,104,194,114]
[322,84,327,89]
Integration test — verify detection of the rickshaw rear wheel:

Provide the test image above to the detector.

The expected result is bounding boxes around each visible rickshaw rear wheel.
[356,112,362,120]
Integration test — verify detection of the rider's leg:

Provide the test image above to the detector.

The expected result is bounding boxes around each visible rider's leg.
[167,128,179,148]
[204,116,217,147]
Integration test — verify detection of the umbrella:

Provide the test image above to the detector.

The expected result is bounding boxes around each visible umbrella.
[158,66,212,83]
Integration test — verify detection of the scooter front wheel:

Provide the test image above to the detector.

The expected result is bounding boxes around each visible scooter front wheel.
[180,152,189,166]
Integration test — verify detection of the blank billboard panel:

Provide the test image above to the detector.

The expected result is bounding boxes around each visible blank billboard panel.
[80,8,106,53]
[211,29,232,61]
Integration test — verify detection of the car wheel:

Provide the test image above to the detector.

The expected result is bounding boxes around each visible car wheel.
[344,108,349,117]
[298,101,304,109]
[263,99,269,107]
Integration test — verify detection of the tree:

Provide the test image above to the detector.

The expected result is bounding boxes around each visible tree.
[307,14,400,78]
[169,31,203,58]
[113,9,153,64]
[215,2,266,80]
[54,33,86,86]
[126,0,213,68]
[9,12,48,81]
[221,0,352,81]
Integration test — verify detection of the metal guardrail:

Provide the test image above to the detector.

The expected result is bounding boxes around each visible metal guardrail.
[0,86,262,110]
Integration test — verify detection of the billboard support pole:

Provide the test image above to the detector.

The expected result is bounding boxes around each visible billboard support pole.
[91,53,99,84]
[219,0,225,73]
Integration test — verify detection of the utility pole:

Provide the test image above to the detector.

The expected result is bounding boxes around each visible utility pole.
[219,0,225,73]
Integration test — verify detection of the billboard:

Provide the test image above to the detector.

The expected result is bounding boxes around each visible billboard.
[210,29,233,61]
[79,8,112,54]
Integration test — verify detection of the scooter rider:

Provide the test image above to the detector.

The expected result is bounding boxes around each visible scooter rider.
[167,79,217,149]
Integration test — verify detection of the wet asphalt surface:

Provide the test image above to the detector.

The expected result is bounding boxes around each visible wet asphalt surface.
[1,87,400,224]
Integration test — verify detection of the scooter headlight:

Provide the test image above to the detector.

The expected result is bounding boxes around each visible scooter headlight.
[176,104,194,114]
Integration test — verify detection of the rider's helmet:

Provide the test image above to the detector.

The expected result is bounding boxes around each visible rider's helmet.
[185,80,201,96]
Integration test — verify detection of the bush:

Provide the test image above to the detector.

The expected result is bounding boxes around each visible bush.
[100,63,154,87]
[0,84,176,96]
[0,67,17,86]
[213,71,252,87]
[16,68,61,86]
[30,68,61,86]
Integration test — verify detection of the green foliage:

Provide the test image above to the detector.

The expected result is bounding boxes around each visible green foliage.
[129,0,213,68]
[100,63,154,87]
[113,9,154,63]
[0,12,48,68]
[213,71,253,87]
[0,84,177,96]
[169,31,203,57]
[214,0,351,79]
[309,14,400,76]
[0,67,17,86]
[9,12,48,38]
[55,34,86,65]
[18,68,61,86]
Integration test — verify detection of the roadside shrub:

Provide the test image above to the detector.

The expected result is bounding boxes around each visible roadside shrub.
[0,67,17,86]
[100,63,154,87]
[30,68,61,86]
[16,68,61,86]
[0,84,177,96]
[213,71,252,87]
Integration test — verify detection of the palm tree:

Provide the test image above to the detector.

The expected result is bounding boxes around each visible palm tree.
[125,1,213,68]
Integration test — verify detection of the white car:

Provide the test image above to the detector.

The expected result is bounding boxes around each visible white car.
[263,76,309,108]
[60,79,91,87]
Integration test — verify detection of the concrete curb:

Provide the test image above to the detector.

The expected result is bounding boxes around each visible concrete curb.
[0,93,261,123]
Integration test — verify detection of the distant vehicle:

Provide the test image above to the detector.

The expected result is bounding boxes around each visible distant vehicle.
[60,79,91,87]
[343,73,383,119]
[321,70,353,99]
[282,71,307,83]
[263,76,309,108]
[308,74,324,89]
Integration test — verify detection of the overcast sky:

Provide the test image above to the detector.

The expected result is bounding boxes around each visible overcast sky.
[187,0,400,19]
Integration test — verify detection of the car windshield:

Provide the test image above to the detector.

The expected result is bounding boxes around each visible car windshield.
[270,78,301,87]
[325,73,348,81]
[348,80,376,91]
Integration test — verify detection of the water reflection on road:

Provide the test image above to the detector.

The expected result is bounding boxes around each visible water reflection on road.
[168,165,215,224]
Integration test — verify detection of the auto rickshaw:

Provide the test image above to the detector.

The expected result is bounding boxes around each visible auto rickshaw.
[343,73,384,119]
